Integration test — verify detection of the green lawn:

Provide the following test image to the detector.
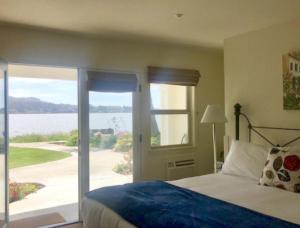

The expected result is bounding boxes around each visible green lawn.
[9,147,71,169]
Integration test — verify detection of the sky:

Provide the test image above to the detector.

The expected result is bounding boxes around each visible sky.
[9,77,132,106]
[9,77,160,106]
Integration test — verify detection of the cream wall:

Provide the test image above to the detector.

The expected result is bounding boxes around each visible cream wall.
[224,21,300,151]
[0,24,224,180]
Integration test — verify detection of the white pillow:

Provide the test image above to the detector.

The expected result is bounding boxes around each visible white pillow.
[221,140,270,180]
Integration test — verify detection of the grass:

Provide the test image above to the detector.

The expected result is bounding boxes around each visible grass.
[9,147,71,169]
[10,133,69,143]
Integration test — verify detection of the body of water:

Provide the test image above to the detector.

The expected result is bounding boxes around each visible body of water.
[9,113,132,136]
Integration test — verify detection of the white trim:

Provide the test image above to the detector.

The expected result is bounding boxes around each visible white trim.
[0,59,9,227]
[190,86,198,148]
[4,67,9,228]
[150,144,195,152]
[150,110,190,114]
[78,69,89,221]
[132,76,142,182]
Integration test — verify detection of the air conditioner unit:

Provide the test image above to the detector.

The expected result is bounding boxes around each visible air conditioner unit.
[167,159,195,181]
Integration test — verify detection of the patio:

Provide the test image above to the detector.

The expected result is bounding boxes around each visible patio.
[9,143,132,222]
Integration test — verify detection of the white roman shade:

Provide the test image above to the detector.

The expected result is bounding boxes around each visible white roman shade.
[148,66,201,86]
[88,71,137,92]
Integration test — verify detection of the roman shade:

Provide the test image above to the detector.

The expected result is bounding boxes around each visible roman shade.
[148,66,201,86]
[88,71,137,92]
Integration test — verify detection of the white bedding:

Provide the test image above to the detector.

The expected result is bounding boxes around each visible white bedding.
[81,173,300,228]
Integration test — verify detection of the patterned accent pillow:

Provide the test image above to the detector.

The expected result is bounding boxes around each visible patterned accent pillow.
[259,147,300,193]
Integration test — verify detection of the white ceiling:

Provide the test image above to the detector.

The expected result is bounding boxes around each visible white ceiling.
[0,0,300,48]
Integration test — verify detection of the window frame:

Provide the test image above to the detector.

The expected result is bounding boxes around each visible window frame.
[149,84,195,149]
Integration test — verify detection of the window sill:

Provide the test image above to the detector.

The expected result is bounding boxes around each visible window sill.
[149,144,197,153]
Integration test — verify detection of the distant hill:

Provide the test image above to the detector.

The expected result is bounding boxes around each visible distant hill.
[9,97,132,114]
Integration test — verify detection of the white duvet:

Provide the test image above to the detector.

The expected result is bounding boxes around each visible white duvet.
[81,173,300,228]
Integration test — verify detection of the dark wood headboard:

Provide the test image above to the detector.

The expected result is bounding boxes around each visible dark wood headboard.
[234,103,300,147]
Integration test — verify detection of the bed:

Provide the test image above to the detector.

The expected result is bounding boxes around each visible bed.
[81,104,300,227]
[82,173,300,227]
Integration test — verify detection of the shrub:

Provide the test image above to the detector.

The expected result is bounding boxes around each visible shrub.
[284,94,300,110]
[90,133,102,148]
[10,130,119,150]
[9,181,44,203]
[65,130,111,148]
[114,133,132,152]
[113,149,132,175]
[113,163,132,175]
[103,135,117,149]
[151,134,161,146]
[10,133,69,143]
[65,130,78,146]
[46,133,69,141]
[65,130,117,149]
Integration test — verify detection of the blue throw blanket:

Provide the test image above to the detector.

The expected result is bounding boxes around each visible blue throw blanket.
[86,180,299,228]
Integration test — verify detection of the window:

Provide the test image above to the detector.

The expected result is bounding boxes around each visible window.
[147,66,200,148]
[150,83,193,147]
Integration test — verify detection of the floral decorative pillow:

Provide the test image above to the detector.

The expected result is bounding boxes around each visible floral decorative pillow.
[259,147,300,193]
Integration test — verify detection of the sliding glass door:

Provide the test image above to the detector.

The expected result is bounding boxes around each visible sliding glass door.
[8,64,78,225]
[89,91,133,190]
[0,60,8,228]
[78,69,140,209]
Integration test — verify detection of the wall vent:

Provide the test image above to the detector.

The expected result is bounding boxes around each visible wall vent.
[167,159,195,181]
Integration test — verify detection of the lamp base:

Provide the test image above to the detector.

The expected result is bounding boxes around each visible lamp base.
[212,123,217,173]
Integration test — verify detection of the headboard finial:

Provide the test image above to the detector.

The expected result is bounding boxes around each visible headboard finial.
[234,103,242,140]
[234,103,242,115]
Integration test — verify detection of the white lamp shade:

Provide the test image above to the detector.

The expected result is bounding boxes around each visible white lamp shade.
[201,105,227,123]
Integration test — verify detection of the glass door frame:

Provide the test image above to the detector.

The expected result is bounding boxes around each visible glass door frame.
[78,68,141,220]
[0,59,9,228]
[6,62,80,226]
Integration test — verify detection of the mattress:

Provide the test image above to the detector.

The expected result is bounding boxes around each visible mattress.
[81,173,300,228]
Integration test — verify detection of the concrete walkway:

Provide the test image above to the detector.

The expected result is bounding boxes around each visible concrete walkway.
[9,143,132,221]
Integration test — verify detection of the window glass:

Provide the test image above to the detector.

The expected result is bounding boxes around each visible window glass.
[89,92,133,190]
[8,65,78,224]
[150,84,187,110]
[151,114,189,146]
